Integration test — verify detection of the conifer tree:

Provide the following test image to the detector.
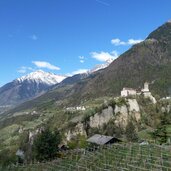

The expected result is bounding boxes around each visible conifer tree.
[33,128,61,161]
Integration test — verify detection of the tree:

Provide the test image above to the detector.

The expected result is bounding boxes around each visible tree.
[152,113,169,144]
[33,128,61,161]
[125,121,138,142]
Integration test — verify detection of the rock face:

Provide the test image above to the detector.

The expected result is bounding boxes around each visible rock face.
[128,99,140,112]
[29,128,43,145]
[114,105,129,128]
[89,106,114,128]
[65,123,86,141]
[128,99,141,121]
[143,93,157,104]
[114,99,140,127]
[65,106,115,141]
[65,98,141,141]
[114,105,128,115]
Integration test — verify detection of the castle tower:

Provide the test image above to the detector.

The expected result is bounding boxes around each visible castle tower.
[141,82,156,104]
[143,82,149,92]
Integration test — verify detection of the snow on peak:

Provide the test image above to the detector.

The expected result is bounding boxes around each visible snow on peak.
[89,59,114,73]
[17,70,67,85]
[167,19,171,23]
[70,59,114,75]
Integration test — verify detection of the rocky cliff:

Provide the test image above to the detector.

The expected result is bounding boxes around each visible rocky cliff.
[65,98,141,141]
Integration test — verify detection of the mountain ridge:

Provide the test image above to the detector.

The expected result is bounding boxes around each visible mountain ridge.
[16,70,66,85]
[0,70,66,107]
[0,60,113,110]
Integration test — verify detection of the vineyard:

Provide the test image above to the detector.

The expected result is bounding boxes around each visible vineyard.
[6,144,171,171]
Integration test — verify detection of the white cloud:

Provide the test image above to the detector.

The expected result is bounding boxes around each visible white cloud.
[111,38,126,45]
[30,34,38,40]
[79,56,85,63]
[127,39,143,45]
[90,51,118,62]
[111,38,143,46]
[32,61,60,70]
[80,60,84,63]
[17,66,34,74]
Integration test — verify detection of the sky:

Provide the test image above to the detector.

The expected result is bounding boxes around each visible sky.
[0,0,171,87]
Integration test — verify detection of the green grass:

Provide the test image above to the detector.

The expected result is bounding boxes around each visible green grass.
[167,125,171,133]
[138,129,154,141]
[0,124,19,140]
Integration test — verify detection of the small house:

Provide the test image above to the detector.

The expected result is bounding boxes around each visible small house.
[87,134,121,145]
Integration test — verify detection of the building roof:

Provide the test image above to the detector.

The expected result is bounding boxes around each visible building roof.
[122,88,136,91]
[87,134,114,145]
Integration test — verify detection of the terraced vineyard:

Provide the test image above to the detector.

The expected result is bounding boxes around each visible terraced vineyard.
[6,144,171,171]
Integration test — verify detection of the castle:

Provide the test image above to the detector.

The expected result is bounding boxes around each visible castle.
[121,82,156,103]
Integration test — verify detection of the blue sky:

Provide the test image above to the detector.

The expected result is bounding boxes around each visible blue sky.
[0,0,171,86]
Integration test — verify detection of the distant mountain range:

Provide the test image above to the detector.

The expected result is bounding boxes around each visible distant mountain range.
[17,70,66,85]
[0,61,112,109]
[0,70,66,107]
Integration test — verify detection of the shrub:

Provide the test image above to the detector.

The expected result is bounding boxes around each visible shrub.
[33,127,61,161]
[108,99,116,108]
[125,121,138,142]
[116,97,127,107]
[68,135,88,149]
[0,148,17,167]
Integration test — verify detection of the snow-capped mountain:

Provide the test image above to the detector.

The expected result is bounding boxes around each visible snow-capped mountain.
[88,60,113,73]
[89,59,113,73]
[0,70,67,107]
[0,60,113,109]
[57,60,114,87]
[17,70,66,85]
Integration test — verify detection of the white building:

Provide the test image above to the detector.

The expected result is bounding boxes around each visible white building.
[76,106,86,111]
[121,88,137,97]
[66,106,86,111]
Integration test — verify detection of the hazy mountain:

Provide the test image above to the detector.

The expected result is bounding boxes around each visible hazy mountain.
[0,60,112,110]
[0,70,66,107]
